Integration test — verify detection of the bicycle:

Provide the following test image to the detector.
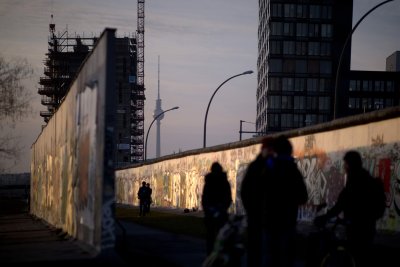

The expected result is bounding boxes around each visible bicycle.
[306,216,356,267]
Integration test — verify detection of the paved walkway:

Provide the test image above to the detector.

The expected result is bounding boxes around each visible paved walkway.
[2,200,400,266]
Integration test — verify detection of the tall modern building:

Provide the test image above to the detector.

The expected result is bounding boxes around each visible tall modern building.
[255,0,400,135]
[38,22,145,165]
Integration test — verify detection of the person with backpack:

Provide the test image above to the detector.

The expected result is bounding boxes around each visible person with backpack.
[314,150,386,266]
[138,181,150,217]
[262,136,308,267]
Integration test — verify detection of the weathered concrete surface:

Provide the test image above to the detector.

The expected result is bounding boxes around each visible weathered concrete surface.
[30,29,117,252]
[116,107,400,232]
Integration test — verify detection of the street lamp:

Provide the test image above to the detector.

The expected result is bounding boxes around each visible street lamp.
[144,106,179,160]
[203,70,253,148]
[333,0,394,119]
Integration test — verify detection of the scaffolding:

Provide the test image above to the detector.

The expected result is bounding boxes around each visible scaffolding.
[38,19,145,164]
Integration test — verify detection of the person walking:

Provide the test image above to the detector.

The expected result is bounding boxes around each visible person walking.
[314,150,386,266]
[263,135,308,267]
[137,181,149,217]
[241,137,275,267]
[146,183,153,213]
[202,162,232,256]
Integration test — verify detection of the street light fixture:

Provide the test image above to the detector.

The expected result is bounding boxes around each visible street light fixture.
[144,106,179,161]
[203,70,253,148]
[333,0,394,119]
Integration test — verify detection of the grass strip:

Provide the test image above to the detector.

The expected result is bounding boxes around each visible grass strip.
[116,206,207,239]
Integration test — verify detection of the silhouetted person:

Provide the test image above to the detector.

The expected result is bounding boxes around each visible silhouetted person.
[314,150,385,266]
[138,181,149,216]
[241,137,275,267]
[202,162,232,255]
[263,135,308,267]
[146,183,152,213]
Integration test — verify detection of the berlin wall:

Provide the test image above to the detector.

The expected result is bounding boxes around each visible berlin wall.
[116,107,400,232]
[31,29,116,252]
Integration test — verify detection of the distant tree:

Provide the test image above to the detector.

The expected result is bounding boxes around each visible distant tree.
[0,55,34,171]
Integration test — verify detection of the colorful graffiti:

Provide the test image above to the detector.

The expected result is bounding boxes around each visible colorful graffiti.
[116,118,400,232]
[30,30,116,252]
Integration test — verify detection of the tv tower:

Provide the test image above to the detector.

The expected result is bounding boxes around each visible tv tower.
[153,56,164,158]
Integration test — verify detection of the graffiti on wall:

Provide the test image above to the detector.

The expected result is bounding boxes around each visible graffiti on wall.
[116,118,400,232]
[30,30,116,252]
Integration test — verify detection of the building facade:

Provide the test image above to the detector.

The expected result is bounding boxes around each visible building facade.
[257,0,353,133]
[38,24,145,165]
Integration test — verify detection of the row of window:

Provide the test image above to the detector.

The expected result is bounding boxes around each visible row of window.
[348,98,394,110]
[268,113,329,128]
[268,59,332,74]
[270,22,333,38]
[268,96,330,111]
[268,77,332,92]
[269,40,331,56]
[271,3,332,20]
[349,80,395,92]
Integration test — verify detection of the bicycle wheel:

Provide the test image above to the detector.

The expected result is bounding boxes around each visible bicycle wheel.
[320,246,355,267]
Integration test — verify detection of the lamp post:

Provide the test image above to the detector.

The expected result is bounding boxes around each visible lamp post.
[203,70,253,148]
[333,0,394,119]
[144,106,179,161]
[239,120,255,141]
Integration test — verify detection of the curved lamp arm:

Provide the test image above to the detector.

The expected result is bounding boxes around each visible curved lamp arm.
[145,106,179,160]
[203,70,253,148]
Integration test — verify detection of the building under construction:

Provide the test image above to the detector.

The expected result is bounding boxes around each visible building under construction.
[38,21,145,164]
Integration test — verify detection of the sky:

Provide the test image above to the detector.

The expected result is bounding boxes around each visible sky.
[0,0,399,173]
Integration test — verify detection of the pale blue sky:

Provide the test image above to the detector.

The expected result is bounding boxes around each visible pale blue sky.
[0,0,399,173]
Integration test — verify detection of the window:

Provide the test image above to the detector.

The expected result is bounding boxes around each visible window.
[349,80,361,91]
[282,96,293,109]
[295,78,306,91]
[319,78,331,92]
[294,96,305,110]
[308,24,319,37]
[387,81,394,92]
[296,41,307,55]
[269,59,282,72]
[283,41,295,55]
[319,96,330,110]
[374,98,384,110]
[305,114,317,126]
[386,98,394,107]
[270,40,282,54]
[293,114,304,127]
[296,60,307,73]
[268,95,281,109]
[269,77,281,91]
[321,24,332,37]
[118,82,123,104]
[296,23,308,37]
[310,5,320,19]
[271,22,282,35]
[283,23,295,36]
[321,6,332,19]
[320,42,331,56]
[281,114,293,128]
[307,78,318,92]
[268,114,280,127]
[362,98,373,109]
[306,97,318,110]
[308,42,320,55]
[296,5,308,18]
[271,3,282,17]
[362,80,372,91]
[282,78,294,91]
[318,115,328,123]
[284,4,296,17]
[320,61,332,74]
[374,81,385,92]
[308,60,319,74]
[283,60,295,73]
